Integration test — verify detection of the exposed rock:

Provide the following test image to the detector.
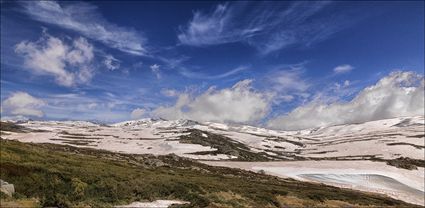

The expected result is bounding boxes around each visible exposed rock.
[257,169,266,174]
[167,153,181,161]
[144,158,167,167]
[0,179,15,197]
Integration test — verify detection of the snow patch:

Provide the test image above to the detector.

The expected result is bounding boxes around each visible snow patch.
[115,200,189,208]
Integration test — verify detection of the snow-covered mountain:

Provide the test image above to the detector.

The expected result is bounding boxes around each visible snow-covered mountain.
[113,118,199,129]
[1,115,424,161]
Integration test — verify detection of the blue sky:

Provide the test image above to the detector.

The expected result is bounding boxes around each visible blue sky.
[1,1,424,129]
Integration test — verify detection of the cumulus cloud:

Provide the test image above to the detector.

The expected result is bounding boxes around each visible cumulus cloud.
[178,1,354,54]
[153,79,270,123]
[334,64,354,74]
[267,71,425,130]
[15,32,95,87]
[21,1,147,55]
[150,64,161,79]
[131,108,145,119]
[1,92,46,117]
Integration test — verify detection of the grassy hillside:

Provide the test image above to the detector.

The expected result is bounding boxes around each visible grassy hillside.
[0,139,419,208]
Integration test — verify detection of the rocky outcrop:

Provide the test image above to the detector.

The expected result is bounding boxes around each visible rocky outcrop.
[0,179,15,197]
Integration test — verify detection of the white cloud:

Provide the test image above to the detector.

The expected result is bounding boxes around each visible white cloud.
[21,1,146,55]
[131,108,145,119]
[333,80,351,92]
[103,55,120,71]
[178,1,350,54]
[150,64,161,79]
[0,115,30,122]
[153,79,270,123]
[344,80,350,87]
[87,103,98,109]
[178,4,238,46]
[269,69,310,92]
[42,93,131,122]
[263,68,311,105]
[1,92,46,117]
[179,65,248,79]
[334,64,354,74]
[67,37,94,64]
[278,95,295,102]
[15,32,95,87]
[161,88,179,97]
[267,71,425,130]
[157,56,190,69]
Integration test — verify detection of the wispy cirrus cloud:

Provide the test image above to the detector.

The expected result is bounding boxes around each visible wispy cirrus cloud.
[103,54,121,71]
[178,1,356,55]
[258,63,312,105]
[268,69,310,93]
[20,1,147,56]
[161,88,179,97]
[150,64,161,79]
[178,3,243,46]
[130,108,145,119]
[179,65,249,79]
[39,92,137,122]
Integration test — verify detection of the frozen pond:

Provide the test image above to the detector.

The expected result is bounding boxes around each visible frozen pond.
[202,160,425,205]
[299,174,424,203]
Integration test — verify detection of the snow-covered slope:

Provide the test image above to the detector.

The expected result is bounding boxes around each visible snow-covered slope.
[1,116,424,160]
[1,116,424,205]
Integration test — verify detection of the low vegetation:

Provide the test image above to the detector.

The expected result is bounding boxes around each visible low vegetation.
[384,157,425,170]
[0,139,419,208]
[386,142,425,149]
[0,122,48,134]
[0,122,29,133]
[302,155,425,170]
[179,129,273,161]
